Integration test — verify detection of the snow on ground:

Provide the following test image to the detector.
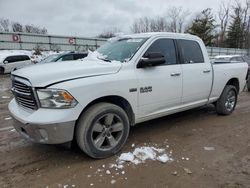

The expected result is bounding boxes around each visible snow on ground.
[88,144,173,185]
[116,146,173,165]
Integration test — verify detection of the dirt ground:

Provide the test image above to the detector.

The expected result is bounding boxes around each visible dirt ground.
[0,74,250,188]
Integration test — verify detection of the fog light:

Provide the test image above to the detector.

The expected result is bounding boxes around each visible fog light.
[39,129,48,141]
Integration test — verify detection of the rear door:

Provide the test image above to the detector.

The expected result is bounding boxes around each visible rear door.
[137,38,182,117]
[178,39,212,105]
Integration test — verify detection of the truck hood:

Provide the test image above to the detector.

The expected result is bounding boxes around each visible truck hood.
[12,59,122,87]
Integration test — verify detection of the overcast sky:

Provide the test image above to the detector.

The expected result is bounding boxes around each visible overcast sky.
[0,0,246,37]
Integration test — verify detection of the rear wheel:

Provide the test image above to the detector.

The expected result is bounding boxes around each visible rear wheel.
[216,85,237,115]
[76,103,130,158]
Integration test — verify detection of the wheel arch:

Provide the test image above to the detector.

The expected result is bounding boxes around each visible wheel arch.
[225,78,239,93]
[77,95,135,126]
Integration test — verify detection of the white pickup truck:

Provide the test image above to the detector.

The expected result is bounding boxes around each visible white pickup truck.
[9,33,248,158]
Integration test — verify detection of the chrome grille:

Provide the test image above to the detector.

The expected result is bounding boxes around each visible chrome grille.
[12,78,38,110]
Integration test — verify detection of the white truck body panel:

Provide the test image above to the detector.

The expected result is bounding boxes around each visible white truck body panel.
[8,32,248,144]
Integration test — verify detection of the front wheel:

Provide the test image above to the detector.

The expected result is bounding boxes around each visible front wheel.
[216,85,237,115]
[76,103,130,158]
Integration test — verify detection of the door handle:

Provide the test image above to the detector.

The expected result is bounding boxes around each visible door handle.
[171,72,181,77]
[203,70,211,73]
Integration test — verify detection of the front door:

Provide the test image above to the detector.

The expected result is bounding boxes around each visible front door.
[136,38,182,118]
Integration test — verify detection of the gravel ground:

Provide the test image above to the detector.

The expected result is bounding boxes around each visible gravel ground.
[0,74,250,188]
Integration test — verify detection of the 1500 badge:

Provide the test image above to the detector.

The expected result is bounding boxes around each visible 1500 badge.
[140,86,152,93]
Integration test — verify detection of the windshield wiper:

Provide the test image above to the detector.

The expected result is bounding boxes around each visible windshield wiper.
[97,57,111,62]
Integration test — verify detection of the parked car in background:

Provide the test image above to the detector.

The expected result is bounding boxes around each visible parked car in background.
[39,52,88,64]
[214,55,250,91]
[0,53,33,74]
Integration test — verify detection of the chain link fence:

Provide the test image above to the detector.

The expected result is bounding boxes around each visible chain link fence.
[0,32,106,52]
[0,32,249,57]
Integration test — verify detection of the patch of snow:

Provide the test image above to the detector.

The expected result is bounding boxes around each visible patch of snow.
[4,117,12,120]
[1,96,10,99]
[183,167,192,174]
[133,147,156,161]
[106,170,111,175]
[131,143,135,148]
[117,146,172,166]
[118,152,134,162]
[90,183,94,186]
[204,146,215,151]
[172,171,178,176]
[85,50,106,61]
[157,154,170,163]
[111,180,116,184]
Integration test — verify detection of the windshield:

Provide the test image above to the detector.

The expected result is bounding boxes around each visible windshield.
[39,54,61,63]
[96,38,148,62]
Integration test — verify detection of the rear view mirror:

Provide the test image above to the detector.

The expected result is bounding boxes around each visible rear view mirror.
[137,52,165,68]
[3,61,8,64]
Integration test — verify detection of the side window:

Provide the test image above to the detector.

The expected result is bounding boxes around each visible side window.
[4,56,17,63]
[4,55,30,63]
[144,39,177,65]
[235,57,243,62]
[230,57,237,62]
[74,54,87,60]
[57,54,74,61]
[178,40,204,63]
[17,55,30,61]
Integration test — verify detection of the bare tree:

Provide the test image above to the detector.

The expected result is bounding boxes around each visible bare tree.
[12,22,23,32]
[242,0,250,48]
[131,17,168,33]
[24,24,48,34]
[167,7,190,33]
[218,1,231,47]
[0,18,10,32]
[97,27,121,38]
[131,7,189,34]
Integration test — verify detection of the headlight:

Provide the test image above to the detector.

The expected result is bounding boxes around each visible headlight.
[37,89,78,109]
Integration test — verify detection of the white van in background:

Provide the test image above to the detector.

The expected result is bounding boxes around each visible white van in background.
[0,53,33,74]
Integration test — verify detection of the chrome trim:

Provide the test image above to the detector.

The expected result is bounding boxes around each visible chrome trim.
[11,75,38,111]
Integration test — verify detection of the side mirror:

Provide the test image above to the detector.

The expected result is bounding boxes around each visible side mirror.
[3,60,8,64]
[137,52,165,68]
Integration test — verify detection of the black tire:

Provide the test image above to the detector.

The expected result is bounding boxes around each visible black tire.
[216,85,237,115]
[0,67,4,75]
[76,102,130,159]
